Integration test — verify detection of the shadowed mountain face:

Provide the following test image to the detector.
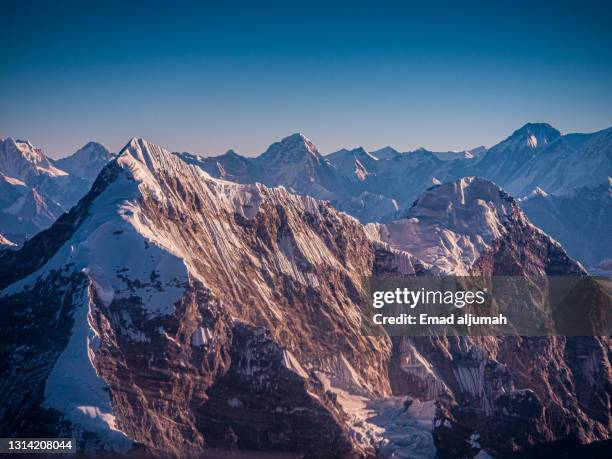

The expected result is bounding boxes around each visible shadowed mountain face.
[0,138,114,244]
[1,139,610,457]
[519,180,612,270]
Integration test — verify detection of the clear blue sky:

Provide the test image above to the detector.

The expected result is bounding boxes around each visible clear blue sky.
[1,0,611,158]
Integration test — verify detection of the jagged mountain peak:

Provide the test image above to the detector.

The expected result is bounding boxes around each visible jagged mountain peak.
[0,137,68,181]
[1,137,44,162]
[54,141,114,181]
[504,122,561,149]
[367,176,583,275]
[514,121,559,134]
[259,132,322,162]
[471,123,564,195]
[351,146,370,154]
[1,130,606,457]
[325,147,380,183]
[1,134,403,454]
[14,138,37,149]
[117,137,178,176]
[367,177,527,274]
[282,131,309,142]
[77,141,112,159]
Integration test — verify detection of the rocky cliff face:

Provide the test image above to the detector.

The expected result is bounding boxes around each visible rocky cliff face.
[0,140,610,457]
[367,178,611,457]
[0,138,411,456]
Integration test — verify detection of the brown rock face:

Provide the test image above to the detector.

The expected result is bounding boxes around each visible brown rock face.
[0,139,397,457]
[1,141,610,458]
[377,178,612,457]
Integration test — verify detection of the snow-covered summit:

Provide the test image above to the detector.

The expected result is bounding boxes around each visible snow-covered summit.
[494,122,561,153]
[0,136,406,454]
[0,137,68,181]
[0,137,116,244]
[367,177,534,274]
[257,132,322,162]
[55,141,114,181]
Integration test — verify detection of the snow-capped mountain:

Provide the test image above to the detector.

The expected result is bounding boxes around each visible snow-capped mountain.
[354,122,610,218]
[0,138,68,182]
[180,123,612,221]
[368,177,523,274]
[520,178,612,269]
[326,147,379,182]
[169,124,611,269]
[1,138,610,457]
[181,149,257,184]
[353,149,447,217]
[0,138,113,244]
[6,122,607,269]
[0,138,415,456]
[500,126,612,197]
[366,145,486,162]
[179,133,353,200]
[55,141,115,181]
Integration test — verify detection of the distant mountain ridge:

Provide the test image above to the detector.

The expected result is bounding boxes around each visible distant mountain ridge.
[520,178,612,268]
[3,122,610,268]
[0,138,114,244]
[55,141,115,181]
[174,123,611,269]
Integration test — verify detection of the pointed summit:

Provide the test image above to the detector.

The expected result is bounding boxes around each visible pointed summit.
[116,137,171,173]
[55,141,114,181]
[326,147,379,182]
[258,132,322,163]
[473,123,563,190]
[506,122,561,149]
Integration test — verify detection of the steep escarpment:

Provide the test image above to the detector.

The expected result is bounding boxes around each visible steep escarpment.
[1,138,412,457]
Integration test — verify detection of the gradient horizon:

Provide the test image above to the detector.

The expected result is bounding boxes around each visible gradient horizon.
[1,0,611,158]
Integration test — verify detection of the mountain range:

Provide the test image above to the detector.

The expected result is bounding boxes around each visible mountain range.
[2,122,610,271]
[0,138,114,244]
[1,137,610,457]
[180,123,612,270]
